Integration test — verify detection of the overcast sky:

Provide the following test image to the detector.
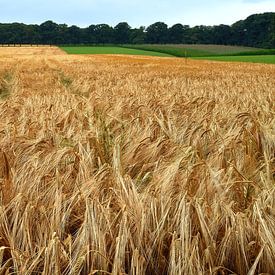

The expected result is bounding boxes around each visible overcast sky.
[0,0,274,27]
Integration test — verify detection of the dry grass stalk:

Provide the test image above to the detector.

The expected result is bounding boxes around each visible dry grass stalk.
[0,47,274,274]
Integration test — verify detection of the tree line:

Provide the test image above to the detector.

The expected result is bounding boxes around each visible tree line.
[0,12,274,48]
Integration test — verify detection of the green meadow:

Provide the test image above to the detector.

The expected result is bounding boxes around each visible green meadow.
[60,45,275,64]
[60,46,172,57]
[123,44,272,57]
[193,55,275,64]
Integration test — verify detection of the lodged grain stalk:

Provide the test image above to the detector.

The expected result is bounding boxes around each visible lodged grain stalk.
[0,47,274,274]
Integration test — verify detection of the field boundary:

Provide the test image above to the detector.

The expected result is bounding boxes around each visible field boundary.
[0,44,54,48]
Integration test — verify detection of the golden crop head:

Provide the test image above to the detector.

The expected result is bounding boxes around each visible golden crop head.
[0,46,274,274]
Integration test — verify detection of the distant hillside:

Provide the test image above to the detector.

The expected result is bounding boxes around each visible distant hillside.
[0,12,274,48]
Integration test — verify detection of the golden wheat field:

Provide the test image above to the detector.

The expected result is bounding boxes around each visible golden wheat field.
[0,46,275,274]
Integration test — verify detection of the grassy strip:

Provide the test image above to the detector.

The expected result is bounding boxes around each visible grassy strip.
[60,46,172,57]
[224,49,275,56]
[123,44,275,57]
[193,55,275,64]
[122,45,212,57]
[160,44,262,54]
[60,45,275,64]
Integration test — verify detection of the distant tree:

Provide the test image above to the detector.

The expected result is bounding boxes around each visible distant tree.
[114,22,131,44]
[146,22,168,43]
[86,25,97,44]
[28,25,42,44]
[0,13,274,48]
[57,24,68,44]
[188,25,212,44]
[39,21,59,44]
[94,24,114,43]
[130,27,146,44]
[169,24,185,43]
[180,25,191,43]
[231,12,275,47]
[270,14,275,48]
[66,25,82,44]
[0,24,8,44]
[212,25,232,45]
[6,23,25,44]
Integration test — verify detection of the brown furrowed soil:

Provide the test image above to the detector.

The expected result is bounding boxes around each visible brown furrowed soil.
[0,47,274,274]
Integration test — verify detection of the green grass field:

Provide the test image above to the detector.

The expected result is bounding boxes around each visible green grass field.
[60,45,275,64]
[163,44,261,54]
[193,55,275,64]
[123,44,273,57]
[123,44,213,57]
[61,46,172,57]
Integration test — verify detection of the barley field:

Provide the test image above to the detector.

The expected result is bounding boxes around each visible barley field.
[0,47,275,274]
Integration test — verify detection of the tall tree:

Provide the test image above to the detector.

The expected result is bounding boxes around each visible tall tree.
[212,25,232,45]
[130,27,146,44]
[270,13,275,48]
[0,13,274,48]
[146,22,168,43]
[86,25,97,44]
[188,25,212,44]
[39,21,59,44]
[94,24,114,43]
[231,12,275,47]
[57,24,69,44]
[66,25,82,44]
[114,22,131,44]
[169,24,185,43]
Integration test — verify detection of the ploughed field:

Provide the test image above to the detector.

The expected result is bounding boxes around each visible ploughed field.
[0,47,275,274]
